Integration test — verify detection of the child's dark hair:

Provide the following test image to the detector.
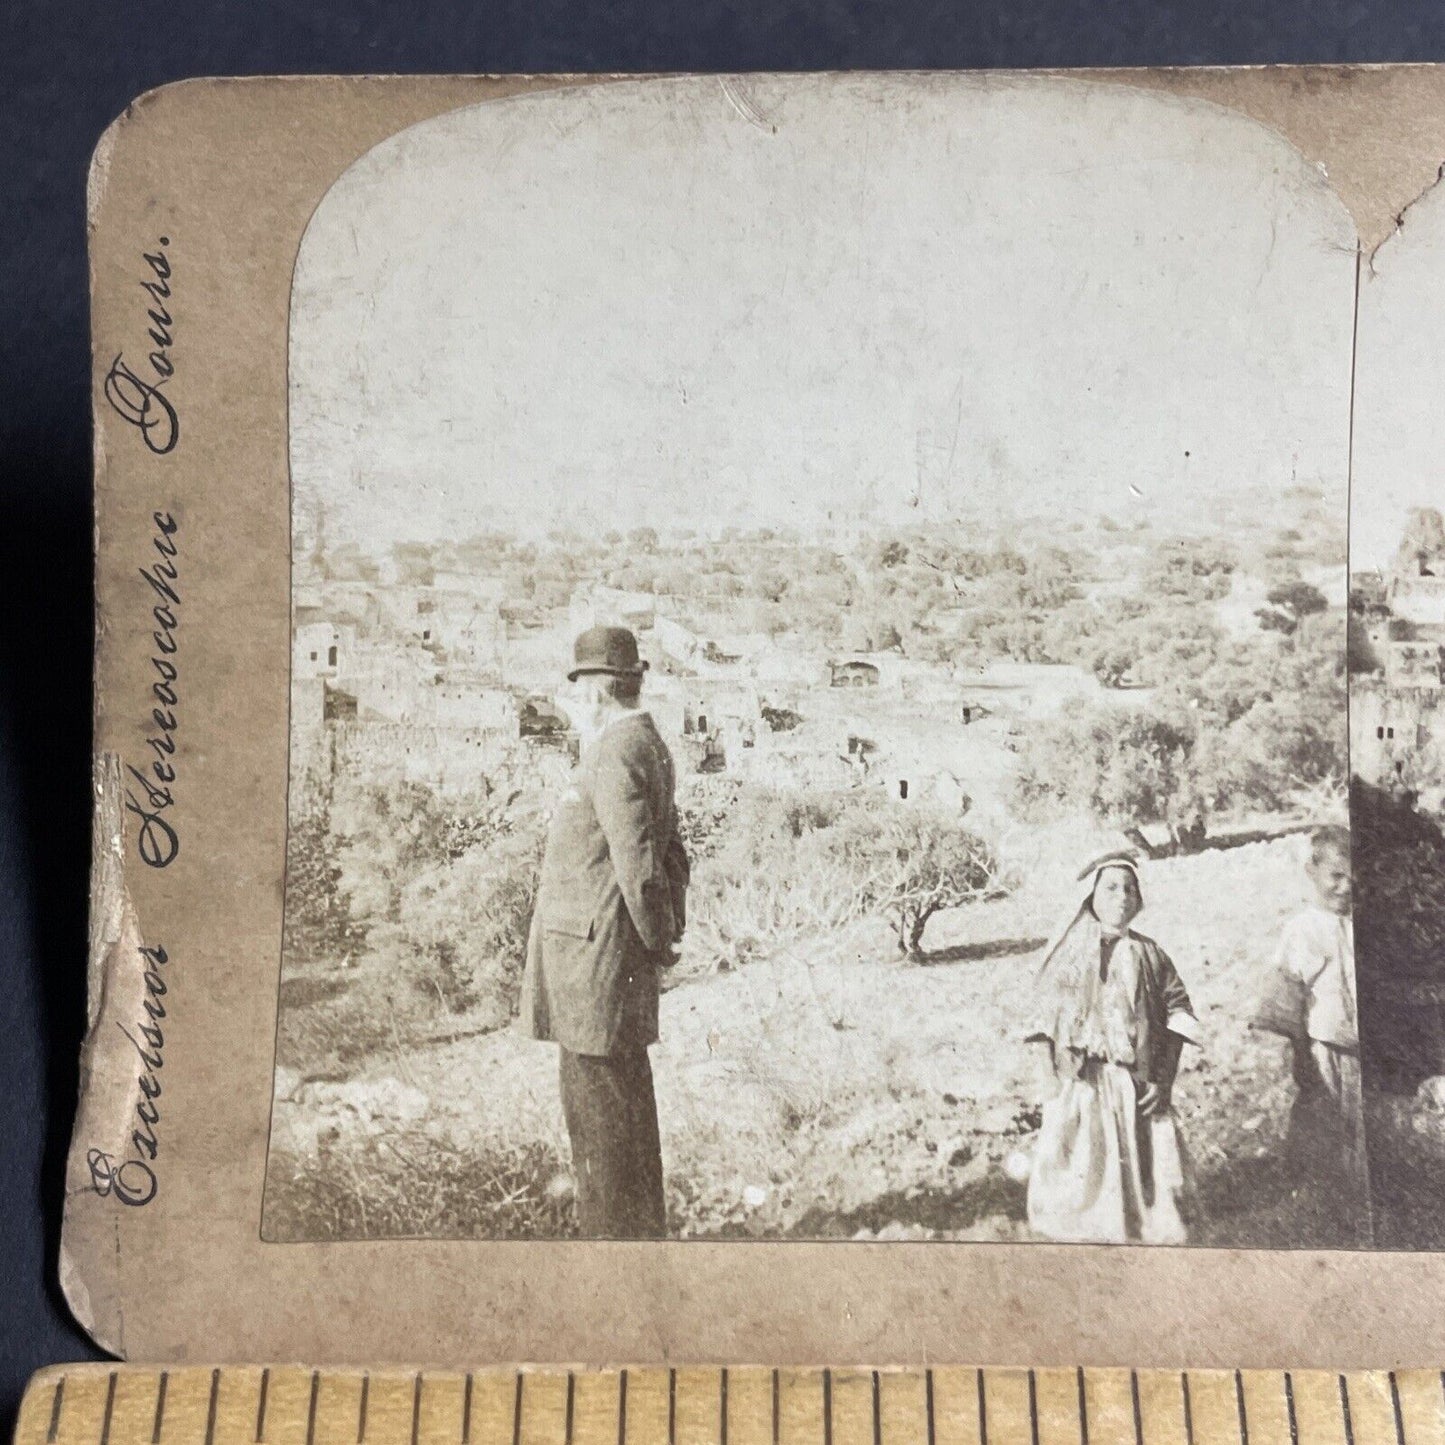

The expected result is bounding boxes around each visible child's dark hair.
[1307,824,1351,867]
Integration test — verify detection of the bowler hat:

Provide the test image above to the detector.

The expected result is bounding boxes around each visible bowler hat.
[567,625,650,681]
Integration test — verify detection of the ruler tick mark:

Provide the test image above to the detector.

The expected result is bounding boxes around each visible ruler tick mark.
[101,1373,118,1445]
[47,1378,64,1445]
[257,1369,271,1444]
[32,1365,1445,1445]
[152,1372,169,1445]
[306,1373,320,1445]
[204,1371,220,1445]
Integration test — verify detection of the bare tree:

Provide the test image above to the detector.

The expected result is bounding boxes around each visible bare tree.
[842,806,1010,956]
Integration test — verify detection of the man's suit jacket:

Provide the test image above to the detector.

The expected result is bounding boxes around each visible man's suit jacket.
[519,710,689,1056]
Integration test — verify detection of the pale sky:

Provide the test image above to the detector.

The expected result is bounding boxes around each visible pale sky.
[289,74,1358,550]
[1352,180,1445,572]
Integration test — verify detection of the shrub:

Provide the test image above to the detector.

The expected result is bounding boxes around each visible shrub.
[1256,580,1329,638]
[1146,537,1236,601]
[263,1132,575,1240]
[679,787,1008,968]
[1088,639,1137,689]
[1016,616,1346,836]
[836,801,1011,955]
[1014,707,1195,835]
[1202,696,1345,810]
[676,779,745,860]
[1352,779,1445,1093]
[1353,779,1445,980]
[680,789,867,972]
[332,781,460,925]
[283,808,367,968]
[379,811,548,1023]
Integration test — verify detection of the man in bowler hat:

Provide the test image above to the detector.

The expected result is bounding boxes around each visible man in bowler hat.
[519,625,690,1237]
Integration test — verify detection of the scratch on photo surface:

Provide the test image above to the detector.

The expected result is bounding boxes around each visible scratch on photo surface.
[1255,215,1278,292]
[719,77,776,135]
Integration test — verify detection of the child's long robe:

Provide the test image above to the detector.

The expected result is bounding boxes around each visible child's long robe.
[1026,928,1200,1245]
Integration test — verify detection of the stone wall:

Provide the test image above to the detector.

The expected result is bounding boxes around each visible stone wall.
[331,721,520,798]
[1353,680,1445,807]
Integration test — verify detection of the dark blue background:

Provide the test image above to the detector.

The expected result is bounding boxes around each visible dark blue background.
[4,0,1444,1430]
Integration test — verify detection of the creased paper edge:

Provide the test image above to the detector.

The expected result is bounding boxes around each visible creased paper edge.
[59,752,148,1357]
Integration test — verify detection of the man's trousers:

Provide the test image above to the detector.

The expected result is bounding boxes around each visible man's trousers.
[558,1045,666,1238]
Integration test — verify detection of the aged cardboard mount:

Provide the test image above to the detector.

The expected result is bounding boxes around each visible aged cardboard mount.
[69,69,1445,1365]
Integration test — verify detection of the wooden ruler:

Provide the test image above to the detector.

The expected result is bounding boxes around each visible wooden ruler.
[15,1367,1445,1445]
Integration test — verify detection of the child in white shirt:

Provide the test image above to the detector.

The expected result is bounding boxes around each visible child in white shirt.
[1254,825,1368,1241]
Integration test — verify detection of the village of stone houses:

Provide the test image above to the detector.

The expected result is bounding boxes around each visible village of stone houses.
[264,486,1370,1246]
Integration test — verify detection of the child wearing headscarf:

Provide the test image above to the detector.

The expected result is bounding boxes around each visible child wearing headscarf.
[1025,852,1201,1245]
[1252,825,1369,1242]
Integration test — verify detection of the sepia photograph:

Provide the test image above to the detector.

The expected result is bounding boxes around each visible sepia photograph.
[1348,176,1445,1250]
[260,74,1361,1246]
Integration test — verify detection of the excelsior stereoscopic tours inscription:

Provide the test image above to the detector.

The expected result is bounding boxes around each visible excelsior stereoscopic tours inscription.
[258,76,1372,1247]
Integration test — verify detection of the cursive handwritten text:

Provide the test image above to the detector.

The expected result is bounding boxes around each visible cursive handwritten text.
[125,512,181,867]
[87,944,171,1207]
[103,238,177,454]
